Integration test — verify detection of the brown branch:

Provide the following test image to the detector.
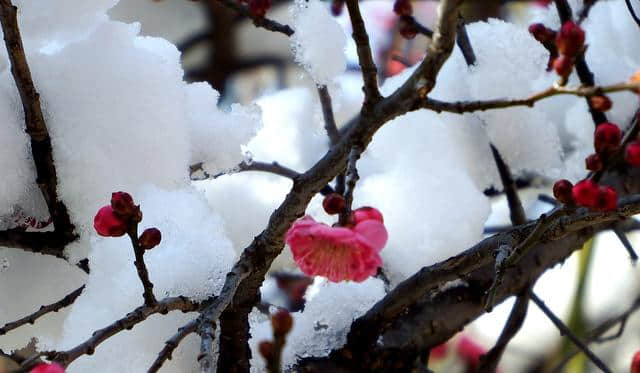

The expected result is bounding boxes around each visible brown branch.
[0,229,72,258]
[211,0,294,36]
[456,14,476,66]
[0,0,75,244]
[528,290,612,373]
[613,226,638,262]
[148,319,198,373]
[0,286,85,336]
[345,0,382,110]
[417,81,640,114]
[43,297,199,368]
[338,146,362,225]
[554,0,607,125]
[490,144,526,226]
[197,319,216,373]
[317,85,341,146]
[478,290,530,373]
[577,0,599,24]
[127,229,157,307]
[551,294,640,372]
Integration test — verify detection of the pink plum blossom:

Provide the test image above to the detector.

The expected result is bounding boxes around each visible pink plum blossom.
[285,207,388,282]
[30,363,65,373]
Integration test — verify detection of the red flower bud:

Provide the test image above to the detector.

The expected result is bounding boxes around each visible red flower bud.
[572,179,599,208]
[393,0,412,17]
[330,0,344,16]
[248,0,271,17]
[626,141,640,167]
[111,191,136,218]
[139,228,161,250]
[594,122,622,154]
[30,363,65,373]
[585,153,603,171]
[528,23,555,43]
[352,206,384,224]
[553,55,573,78]
[94,206,127,237]
[595,185,617,211]
[631,350,640,373]
[553,179,574,204]
[258,341,275,361]
[555,21,585,57]
[398,16,417,40]
[271,309,293,337]
[322,193,346,215]
[589,95,612,112]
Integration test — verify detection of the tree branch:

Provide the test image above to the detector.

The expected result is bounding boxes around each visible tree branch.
[528,290,612,373]
[211,0,294,36]
[43,297,199,368]
[127,229,157,307]
[345,0,382,110]
[0,285,85,336]
[626,0,640,28]
[0,0,75,240]
[148,319,198,373]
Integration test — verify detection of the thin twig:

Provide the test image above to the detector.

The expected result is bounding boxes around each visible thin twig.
[528,290,612,373]
[613,226,638,262]
[490,144,527,226]
[127,229,157,307]
[43,296,199,367]
[554,0,607,125]
[456,14,476,66]
[478,290,530,372]
[577,0,599,24]
[212,0,294,36]
[417,81,640,114]
[0,286,85,336]
[345,0,382,110]
[147,319,198,373]
[626,0,640,28]
[317,85,341,146]
[339,146,362,225]
[551,295,640,372]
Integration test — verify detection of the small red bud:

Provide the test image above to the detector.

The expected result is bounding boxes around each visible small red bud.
[322,193,346,215]
[528,23,555,43]
[352,206,384,224]
[631,350,640,373]
[589,95,612,112]
[259,340,275,361]
[555,21,585,57]
[30,363,65,373]
[553,179,574,204]
[594,122,622,154]
[595,185,617,211]
[248,0,271,17]
[553,55,573,78]
[585,153,603,171]
[393,0,412,17]
[626,141,640,167]
[271,309,293,337]
[330,0,344,16]
[398,16,417,40]
[111,191,136,218]
[139,228,161,250]
[572,179,599,208]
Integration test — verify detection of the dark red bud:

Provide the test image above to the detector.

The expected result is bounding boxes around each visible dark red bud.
[553,55,573,78]
[594,122,622,155]
[393,0,412,17]
[528,23,556,43]
[258,341,275,361]
[556,21,585,57]
[398,16,417,40]
[248,0,271,17]
[322,193,346,215]
[626,141,640,167]
[330,0,344,16]
[585,153,603,171]
[111,192,136,218]
[572,179,599,208]
[553,179,574,204]
[589,95,612,112]
[139,228,161,250]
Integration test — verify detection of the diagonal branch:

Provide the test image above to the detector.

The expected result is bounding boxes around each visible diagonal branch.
[528,290,612,373]
[127,228,157,307]
[42,297,199,368]
[317,85,341,146]
[211,0,294,36]
[345,0,382,110]
[148,319,198,373]
[0,285,85,336]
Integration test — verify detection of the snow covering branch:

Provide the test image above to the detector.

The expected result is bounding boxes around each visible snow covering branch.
[0,285,85,337]
[0,0,76,260]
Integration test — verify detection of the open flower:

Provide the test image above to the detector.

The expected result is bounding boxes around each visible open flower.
[285,207,388,282]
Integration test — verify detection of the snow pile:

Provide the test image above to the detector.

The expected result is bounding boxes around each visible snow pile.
[291,0,347,85]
